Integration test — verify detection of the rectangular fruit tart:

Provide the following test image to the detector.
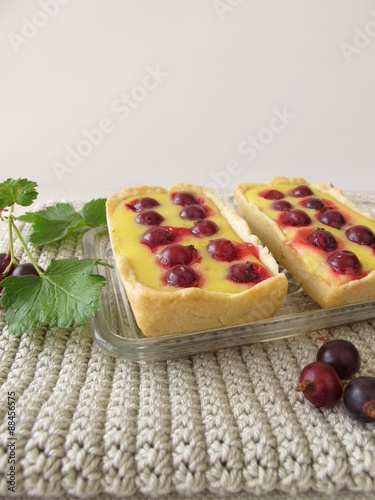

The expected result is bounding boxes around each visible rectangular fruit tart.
[106,183,288,337]
[235,176,375,309]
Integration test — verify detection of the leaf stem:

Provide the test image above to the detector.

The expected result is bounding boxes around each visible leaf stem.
[3,206,19,275]
[8,208,15,259]
[10,218,43,276]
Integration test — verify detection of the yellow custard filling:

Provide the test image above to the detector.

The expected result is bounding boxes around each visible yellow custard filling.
[245,184,375,286]
[109,191,272,293]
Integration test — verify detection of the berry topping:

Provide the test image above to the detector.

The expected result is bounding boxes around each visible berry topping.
[318,209,346,229]
[207,238,239,262]
[159,244,195,267]
[179,205,207,221]
[141,227,176,247]
[172,191,199,206]
[191,219,219,237]
[135,210,164,226]
[302,198,326,210]
[343,376,375,422]
[272,200,292,211]
[260,189,284,200]
[165,265,198,288]
[306,228,338,251]
[289,185,314,197]
[327,250,361,275]
[346,225,375,246]
[316,339,360,379]
[280,209,312,227]
[227,262,259,283]
[133,197,160,211]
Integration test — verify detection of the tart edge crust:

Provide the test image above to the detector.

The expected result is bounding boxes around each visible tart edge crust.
[234,176,375,308]
[106,183,288,337]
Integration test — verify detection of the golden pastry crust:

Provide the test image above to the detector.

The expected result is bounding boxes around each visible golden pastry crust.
[106,183,288,337]
[235,177,375,308]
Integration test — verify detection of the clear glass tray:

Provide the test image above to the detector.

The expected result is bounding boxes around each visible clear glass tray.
[82,192,375,363]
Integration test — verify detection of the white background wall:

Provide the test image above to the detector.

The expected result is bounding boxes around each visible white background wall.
[1,0,375,194]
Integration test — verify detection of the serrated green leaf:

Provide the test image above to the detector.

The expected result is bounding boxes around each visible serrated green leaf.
[80,198,107,227]
[24,203,85,245]
[0,178,38,209]
[20,198,107,246]
[0,258,106,335]
[17,212,36,223]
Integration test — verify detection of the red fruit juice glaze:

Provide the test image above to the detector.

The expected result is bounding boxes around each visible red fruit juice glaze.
[254,263,272,283]
[125,199,139,211]
[289,229,369,281]
[237,241,260,260]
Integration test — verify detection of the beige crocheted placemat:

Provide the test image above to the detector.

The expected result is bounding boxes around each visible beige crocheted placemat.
[1,192,375,499]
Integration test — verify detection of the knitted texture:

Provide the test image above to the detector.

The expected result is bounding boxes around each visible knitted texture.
[1,193,375,499]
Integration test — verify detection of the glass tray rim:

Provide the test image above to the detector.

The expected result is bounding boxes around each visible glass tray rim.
[83,218,375,363]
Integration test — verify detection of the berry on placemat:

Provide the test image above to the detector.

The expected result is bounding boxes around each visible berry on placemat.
[343,377,375,423]
[316,339,360,379]
[11,262,45,276]
[296,361,343,407]
[0,253,13,274]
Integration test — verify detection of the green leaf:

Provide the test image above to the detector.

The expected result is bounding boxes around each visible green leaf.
[0,178,38,209]
[0,258,106,335]
[21,203,85,245]
[80,198,107,227]
[17,212,35,223]
[19,198,107,246]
